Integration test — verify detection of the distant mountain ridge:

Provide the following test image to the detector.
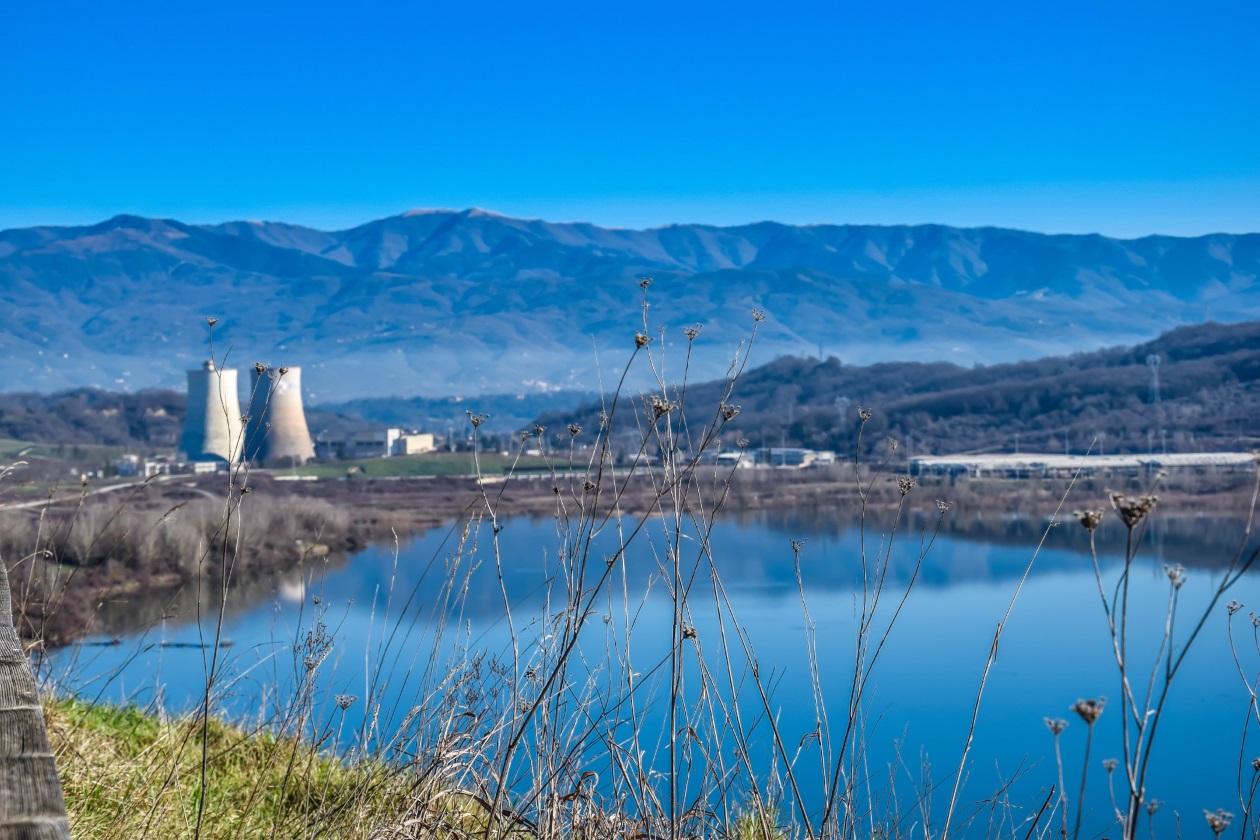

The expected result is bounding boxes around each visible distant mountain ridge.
[1,209,1257,399]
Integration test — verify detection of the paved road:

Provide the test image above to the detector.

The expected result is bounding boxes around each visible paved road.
[0,473,182,511]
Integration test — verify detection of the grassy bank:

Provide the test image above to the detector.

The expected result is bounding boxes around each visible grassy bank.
[44,696,425,839]
[0,489,415,646]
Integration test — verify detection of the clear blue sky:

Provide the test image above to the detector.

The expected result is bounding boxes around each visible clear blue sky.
[2,0,1257,237]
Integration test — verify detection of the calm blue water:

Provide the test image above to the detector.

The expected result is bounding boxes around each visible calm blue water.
[48,509,1260,836]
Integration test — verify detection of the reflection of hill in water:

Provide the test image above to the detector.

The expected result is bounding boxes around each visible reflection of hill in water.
[745,506,1254,568]
[92,510,1257,639]
[90,551,357,641]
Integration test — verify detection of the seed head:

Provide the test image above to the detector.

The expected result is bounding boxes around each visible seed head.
[896,476,916,496]
[582,479,596,492]
[1074,509,1105,532]
[720,404,740,421]
[683,324,703,341]
[1108,491,1158,529]
[650,395,676,419]
[737,438,749,449]
[598,411,608,429]
[254,362,268,374]
[751,308,766,323]
[466,410,489,428]
[206,316,219,327]
[858,406,873,422]
[534,425,546,437]
[1102,758,1119,773]
[1071,697,1105,725]
[1164,563,1186,590]
[1252,757,1260,773]
[1228,600,1243,616]
[1044,717,1067,736]
[518,429,531,442]
[1145,799,1163,816]
[567,423,581,436]
[637,276,652,290]
[278,366,289,376]
[634,331,650,348]
[936,499,953,513]
[1204,809,1233,836]
[335,694,358,710]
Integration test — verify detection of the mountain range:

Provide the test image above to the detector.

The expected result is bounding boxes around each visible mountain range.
[2,209,1257,399]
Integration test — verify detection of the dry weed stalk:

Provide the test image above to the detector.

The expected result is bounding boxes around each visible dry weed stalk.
[1071,465,1260,840]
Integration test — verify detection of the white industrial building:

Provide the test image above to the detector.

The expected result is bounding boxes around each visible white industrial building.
[314,428,435,460]
[910,451,1257,479]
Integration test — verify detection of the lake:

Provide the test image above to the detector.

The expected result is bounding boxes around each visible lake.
[47,504,1260,837]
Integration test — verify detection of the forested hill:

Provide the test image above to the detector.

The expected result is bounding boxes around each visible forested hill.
[4,321,1256,456]
[541,321,1260,457]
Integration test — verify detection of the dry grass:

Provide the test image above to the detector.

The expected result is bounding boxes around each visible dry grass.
[0,494,370,645]
[45,696,422,839]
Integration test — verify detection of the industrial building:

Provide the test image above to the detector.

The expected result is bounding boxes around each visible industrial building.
[244,365,316,466]
[314,428,436,460]
[910,451,1257,480]
[178,360,243,463]
[180,357,437,468]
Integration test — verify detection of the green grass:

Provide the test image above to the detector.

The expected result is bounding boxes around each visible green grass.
[0,437,161,465]
[286,451,552,478]
[45,696,431,839]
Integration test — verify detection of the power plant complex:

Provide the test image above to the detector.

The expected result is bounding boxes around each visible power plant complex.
[178,361,315,467]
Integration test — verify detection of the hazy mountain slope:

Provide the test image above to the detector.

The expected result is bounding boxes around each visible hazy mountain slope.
[541,320,1260,458]
[1,210,1257,399]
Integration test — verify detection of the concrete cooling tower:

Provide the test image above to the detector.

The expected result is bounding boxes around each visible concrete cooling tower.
[244,365,316,466]
[179,360,244,463]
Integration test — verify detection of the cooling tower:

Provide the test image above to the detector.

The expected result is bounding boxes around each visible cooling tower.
[244,365,316,466]
[179,360,244,463]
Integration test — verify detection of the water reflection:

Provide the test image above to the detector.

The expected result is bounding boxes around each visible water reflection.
[85,509,1256,640]
[49,509,1260,836]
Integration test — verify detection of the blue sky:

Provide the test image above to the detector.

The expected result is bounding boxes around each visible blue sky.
[2,0,1257,237]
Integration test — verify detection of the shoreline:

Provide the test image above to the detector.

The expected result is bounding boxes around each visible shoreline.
[4,464,1255,647]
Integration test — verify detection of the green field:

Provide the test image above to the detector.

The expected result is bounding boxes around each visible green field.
[0,437,154,465]
[284,451,555,478]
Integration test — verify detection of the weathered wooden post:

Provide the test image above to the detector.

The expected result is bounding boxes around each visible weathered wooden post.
[0,558,70,840]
